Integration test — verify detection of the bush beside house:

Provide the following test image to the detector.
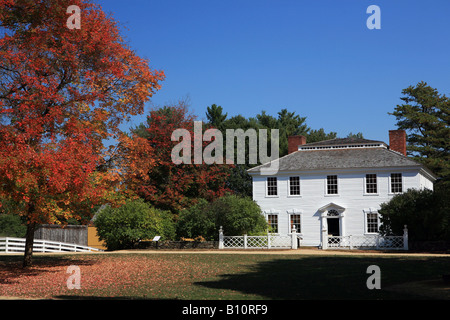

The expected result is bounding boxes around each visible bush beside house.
[379,188,450,242]
[176,195,267,241]
[94,199,175,250]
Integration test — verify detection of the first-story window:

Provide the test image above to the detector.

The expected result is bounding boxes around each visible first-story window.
[267,177,278,196]
[268,214,278,233]
[290,214,301,233]
[366,212,379,233]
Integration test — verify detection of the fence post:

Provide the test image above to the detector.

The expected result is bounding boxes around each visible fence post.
[291,226,298,249]
[5,238,8,253]
[267,232,271,249]
[218,226,224,249]
[349,235,353,250]
[321,226,328,250]
[243,234,248,249]
[403,225,408,250]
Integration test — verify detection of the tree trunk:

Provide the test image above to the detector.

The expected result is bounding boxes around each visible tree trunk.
[23,220,36,268]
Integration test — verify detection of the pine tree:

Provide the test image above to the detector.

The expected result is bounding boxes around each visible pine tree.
[390,81,450,185]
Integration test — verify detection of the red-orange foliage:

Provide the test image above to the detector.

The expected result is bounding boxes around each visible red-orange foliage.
[0,0,164,266]
[131,103,232,214]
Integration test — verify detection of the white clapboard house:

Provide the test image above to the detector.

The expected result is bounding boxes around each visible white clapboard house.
[247,130,437,248]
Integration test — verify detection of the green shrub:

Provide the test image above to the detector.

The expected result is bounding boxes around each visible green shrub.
[177,195,267,240]
[379,188,450,241]
[176,199,214,240]
[94,199,175,250]
[0,214,26,237]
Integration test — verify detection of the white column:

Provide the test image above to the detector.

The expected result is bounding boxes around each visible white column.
[339,212,345,237]
[291,225,298,250]
[403,225,408,250]
[218,226,224,249]
[321,213,328,250]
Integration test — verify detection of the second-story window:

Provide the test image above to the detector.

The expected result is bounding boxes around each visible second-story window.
[366,174,378,194]
[267,177,278,196]
[289,176,300,196]
[391,173,403,193]
[326,175,338,195]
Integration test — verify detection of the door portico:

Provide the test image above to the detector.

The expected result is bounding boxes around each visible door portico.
[318,203,346,248]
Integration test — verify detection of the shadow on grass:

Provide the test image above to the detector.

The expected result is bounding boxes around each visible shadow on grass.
[52,295,175,300]
[0,254,96,285]
[195,255,450,300]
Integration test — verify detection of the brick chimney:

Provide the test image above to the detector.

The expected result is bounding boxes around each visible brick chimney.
[389,130,406,156]
[288,135,307,154]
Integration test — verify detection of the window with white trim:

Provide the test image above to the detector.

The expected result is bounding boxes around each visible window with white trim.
[290,214,301,233]
[326,175,338,195]
[391,173,403,193]
[366,212,379,233]
[289,176,300,196]
[266,177,278,196]
[365,174,377,194]
[267,214,278,233]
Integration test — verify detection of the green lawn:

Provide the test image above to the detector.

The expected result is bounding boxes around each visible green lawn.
[0,251,449,299]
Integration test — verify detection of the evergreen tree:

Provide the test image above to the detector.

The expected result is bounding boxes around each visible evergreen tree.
[205,104,228,130]
[390,81,450,185]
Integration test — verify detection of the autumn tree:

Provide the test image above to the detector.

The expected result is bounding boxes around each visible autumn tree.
[0,0,164,266]
[131,102,231,214]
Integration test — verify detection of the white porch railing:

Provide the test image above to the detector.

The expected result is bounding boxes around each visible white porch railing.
[0,237,103,253]
[219,226,300,249]
[323,225,409,250]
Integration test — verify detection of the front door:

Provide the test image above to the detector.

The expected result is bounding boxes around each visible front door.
[327,218,340,236]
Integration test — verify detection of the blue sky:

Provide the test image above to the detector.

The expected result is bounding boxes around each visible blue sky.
[97,0,450,143]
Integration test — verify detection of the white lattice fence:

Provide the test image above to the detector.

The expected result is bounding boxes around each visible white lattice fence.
[223,236,244,249]
[326,235,406,250]
[377,236,404,249]
[323,225,408,250]
[246,236,268,248]
[269,234,292,248]
[219,227,298,250]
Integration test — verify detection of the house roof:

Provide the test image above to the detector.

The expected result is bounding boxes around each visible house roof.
[248,139,436,179]
[298,137,386,148]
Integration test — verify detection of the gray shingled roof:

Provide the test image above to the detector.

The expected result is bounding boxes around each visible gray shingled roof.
[247,146,425,173]
[299,137,386,147]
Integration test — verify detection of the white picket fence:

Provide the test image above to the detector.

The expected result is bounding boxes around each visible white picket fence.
[0,237,103,253]
[323,225,409,250]
[219,225,409,251]
[326,235,405,250]
[219,226,300,249]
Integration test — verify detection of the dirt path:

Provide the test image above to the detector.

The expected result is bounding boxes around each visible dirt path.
[1,247,448,257]
[108,247,450,257]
